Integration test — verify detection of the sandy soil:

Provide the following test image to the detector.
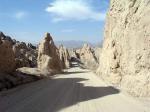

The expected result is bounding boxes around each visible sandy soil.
[0,67,150,112]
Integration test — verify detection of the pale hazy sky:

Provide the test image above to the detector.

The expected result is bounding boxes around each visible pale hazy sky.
[0,0,110,43]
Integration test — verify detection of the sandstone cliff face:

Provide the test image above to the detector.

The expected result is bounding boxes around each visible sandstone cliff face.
[59,45,71,69]
[0,33,15,73]
[79,44,98,70]
[97,0,150,96]
[37,33,62,74]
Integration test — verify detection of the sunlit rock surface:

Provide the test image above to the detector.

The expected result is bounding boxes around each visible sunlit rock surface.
[97,0,150,97]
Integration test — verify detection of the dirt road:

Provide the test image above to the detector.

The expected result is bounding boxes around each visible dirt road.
[0,67,150,112]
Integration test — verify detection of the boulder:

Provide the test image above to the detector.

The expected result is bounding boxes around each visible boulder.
[37,33,62,74]
[97,0,150,97]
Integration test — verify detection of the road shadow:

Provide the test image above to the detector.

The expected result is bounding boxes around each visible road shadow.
[62,71,89,75]
[48,78,120,112]
[0,77,120,112]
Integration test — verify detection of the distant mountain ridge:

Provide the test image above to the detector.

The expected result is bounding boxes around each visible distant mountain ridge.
[55,40,102,48]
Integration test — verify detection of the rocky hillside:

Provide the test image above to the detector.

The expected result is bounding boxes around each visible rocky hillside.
[0,32,40,91]
[97,0,150,97]
[0,32,73,91]
[13,42,37,69]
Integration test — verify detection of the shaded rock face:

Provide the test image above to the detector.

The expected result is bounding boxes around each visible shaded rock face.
[13,42,37,68]
[79,44,99,70]
[0,32,15,45]
[37,33,62,74]
[97,0,150,96]
[27,43,36,49]
[59,45,71,69]
[0,33,15,73]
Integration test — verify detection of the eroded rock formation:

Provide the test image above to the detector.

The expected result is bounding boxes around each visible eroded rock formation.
[79,44,99,70]
[59,45,71,69]
[97,0,150,96]
[37,33,62,74]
